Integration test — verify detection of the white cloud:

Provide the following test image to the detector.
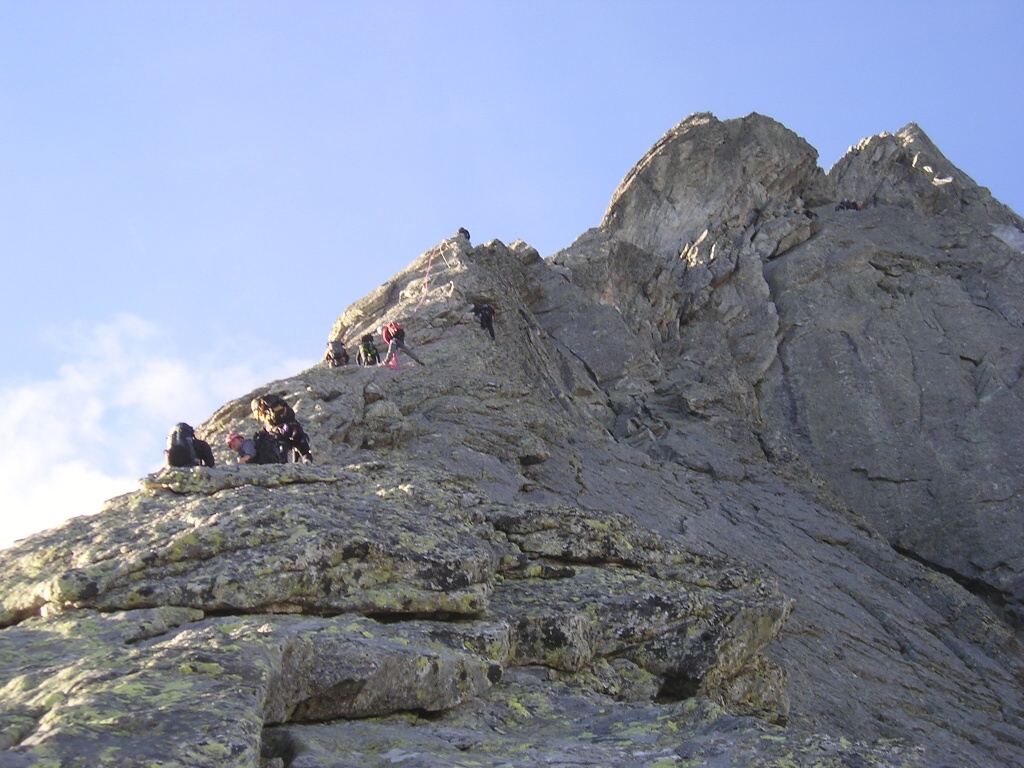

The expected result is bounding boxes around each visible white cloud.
[0,461,139,547]
[0,314,314,549]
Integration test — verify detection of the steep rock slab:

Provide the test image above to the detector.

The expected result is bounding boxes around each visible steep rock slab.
[759,179,1024,623]
[556,110,1024,624]
[673,467,1024,768]
[552,114,824,430]
[546,112,1024,765]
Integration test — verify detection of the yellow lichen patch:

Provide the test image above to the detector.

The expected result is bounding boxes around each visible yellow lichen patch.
[506,696,532,719]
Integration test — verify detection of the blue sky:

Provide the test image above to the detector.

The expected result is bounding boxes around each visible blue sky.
[2,1,1022,547]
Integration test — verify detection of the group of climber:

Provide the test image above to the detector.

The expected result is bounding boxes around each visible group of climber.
[835,199,863,211]
[330,320,425,368]
[322,228,496,369]
[169,228,496,470]
[164,394,313,469]
[325,302,497,369]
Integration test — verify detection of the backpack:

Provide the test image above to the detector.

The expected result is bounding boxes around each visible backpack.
[166,422,198,467]
[251,394,295,428]
[273,421,312,462]
[386,322,405,343]
[252,429,288,465]
[325,340,349,367]
[360,334,380,365]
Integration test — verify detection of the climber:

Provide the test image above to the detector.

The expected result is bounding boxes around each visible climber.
[165,422,215,468]
[457,227,471,244]
[380,321,424,366]
[356,333,381,366]
[473,302,496,340]
[324,339,349,367]
[250,395,313,463]
[257,429,291,464]
[226,432,257,464]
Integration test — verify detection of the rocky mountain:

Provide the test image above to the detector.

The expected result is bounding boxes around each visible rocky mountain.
[3,112,1024,767]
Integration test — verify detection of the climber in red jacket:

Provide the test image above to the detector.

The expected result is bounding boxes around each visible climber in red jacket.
[380,321,424,366]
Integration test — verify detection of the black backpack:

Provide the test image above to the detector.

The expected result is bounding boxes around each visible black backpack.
[166,423,198,467]
[252,429,288,465]
[272,421,312,462]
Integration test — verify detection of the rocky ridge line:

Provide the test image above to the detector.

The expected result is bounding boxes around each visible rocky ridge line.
[2,112,1024,766]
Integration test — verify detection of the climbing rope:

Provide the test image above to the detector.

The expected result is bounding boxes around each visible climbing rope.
[412,242,451,312]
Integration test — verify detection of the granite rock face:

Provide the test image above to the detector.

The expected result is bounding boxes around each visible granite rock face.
[3,112,1024,767]
[557,112,1024,626]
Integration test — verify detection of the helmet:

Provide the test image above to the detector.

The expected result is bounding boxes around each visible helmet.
[226,432,244,444]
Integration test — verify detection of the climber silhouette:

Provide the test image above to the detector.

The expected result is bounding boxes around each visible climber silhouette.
[473,302,495,340]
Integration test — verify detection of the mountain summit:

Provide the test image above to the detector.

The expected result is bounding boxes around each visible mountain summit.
[3,113,1024,767]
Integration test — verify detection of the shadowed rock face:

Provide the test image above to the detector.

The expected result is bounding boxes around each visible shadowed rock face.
[3,112,1024,767]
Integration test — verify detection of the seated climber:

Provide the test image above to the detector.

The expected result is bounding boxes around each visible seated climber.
[228,429,290,465]
[356,333,381,366]
[472,301,496,340]
[250,395,313,463]
[165,422,215,468]
[324,339,350,367]
[457,226,471,244]
[226,432,257,464]
[380,321,424,366]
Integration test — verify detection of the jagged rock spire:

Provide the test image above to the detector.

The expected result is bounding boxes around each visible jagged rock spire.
[828,122,1024,226]
[601,112,825,258]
